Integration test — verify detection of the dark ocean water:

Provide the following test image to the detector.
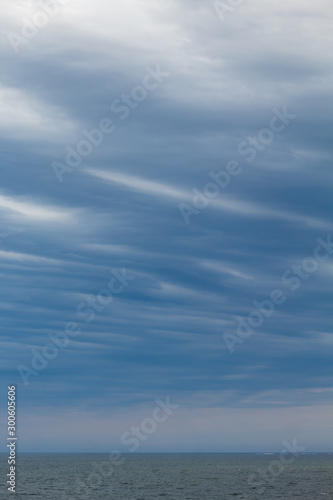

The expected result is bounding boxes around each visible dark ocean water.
[1,453,332,499]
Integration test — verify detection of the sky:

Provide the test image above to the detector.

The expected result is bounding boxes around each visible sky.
[0,0,332,453]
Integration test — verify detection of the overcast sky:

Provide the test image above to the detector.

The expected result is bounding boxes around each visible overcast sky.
[0,0,332,452]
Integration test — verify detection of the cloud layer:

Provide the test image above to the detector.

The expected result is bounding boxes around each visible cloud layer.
[0,0,332,451]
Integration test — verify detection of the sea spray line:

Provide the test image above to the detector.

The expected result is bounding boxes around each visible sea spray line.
[246,439,306,497]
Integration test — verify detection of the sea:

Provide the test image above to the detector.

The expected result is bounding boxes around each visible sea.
[1,453,332,499]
